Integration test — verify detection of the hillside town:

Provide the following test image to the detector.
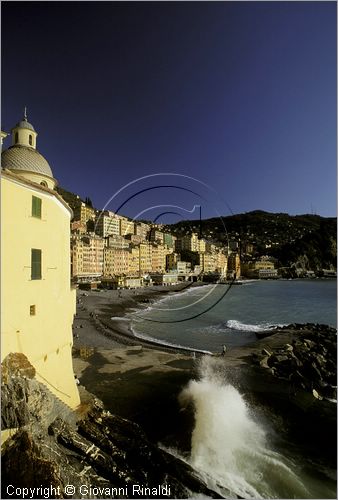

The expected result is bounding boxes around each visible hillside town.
[67,197,337,289]
[70,202,240,289]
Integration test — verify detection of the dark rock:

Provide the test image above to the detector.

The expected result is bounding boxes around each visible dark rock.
[259,356,271,369]
[253,324,337,402]
[1,353,36,382]
[1,357,224,499]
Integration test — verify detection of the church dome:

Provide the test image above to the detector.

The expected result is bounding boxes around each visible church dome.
[1,145,54,178]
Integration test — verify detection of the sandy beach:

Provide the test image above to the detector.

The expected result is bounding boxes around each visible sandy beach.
[72,283,210,352]
[72,284,207,444]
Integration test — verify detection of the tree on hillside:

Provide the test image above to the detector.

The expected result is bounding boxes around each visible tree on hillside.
[85,197,93,207]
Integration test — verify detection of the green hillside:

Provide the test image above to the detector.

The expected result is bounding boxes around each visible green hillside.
[56,185,336,272]
[166,210,337,271]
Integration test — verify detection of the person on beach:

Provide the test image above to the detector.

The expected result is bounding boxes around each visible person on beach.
[222,345,226,356]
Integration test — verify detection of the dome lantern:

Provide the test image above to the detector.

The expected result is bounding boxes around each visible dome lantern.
[2,110,57,190]
[11,107,38,149]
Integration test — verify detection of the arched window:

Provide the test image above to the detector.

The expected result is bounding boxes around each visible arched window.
[15,132,18,143]
[40,181,48,188]
[29,135,33,146]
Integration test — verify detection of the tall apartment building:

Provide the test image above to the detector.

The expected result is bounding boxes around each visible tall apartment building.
[95,211,120,238]
[199,239,206,253]
[106,235,130,249]
[149,228,164,244]
[217,250,228,276]
[104,247,129,276]
[1,113,79,409]
[71,234,104,281]
[227,253,241,279]
[139,242,152,273]
[199,252,218,273]
[73,202,96,225]
[126,234,143,245]
[151,244,166,272]
[120,217,134,237]
[134,222,150,241]
[166,252,179,270]
[176,233,200,252]
[128,246,140,275]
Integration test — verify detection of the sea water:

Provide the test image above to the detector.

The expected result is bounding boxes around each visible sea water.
[129,280,337,498]
[130,279,336,352]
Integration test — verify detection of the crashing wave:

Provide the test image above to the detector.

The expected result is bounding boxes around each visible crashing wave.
[225,319,285,332]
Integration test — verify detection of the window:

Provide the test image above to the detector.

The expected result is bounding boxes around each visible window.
[40,181,48,188]
[32,196,42,218]
[15,132,18,143]
[29,135,33,146]
[30,305,36,316]
[31,249,42,280]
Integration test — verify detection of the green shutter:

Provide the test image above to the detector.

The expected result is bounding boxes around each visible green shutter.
[32,196,42,218]
[31,249,42,280]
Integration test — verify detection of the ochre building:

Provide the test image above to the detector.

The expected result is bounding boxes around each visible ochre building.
[1,112,80,410]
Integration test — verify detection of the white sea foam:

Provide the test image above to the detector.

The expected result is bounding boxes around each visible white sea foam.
[225,319,285,332]
[131,328,212,355]
[195,319,285,337]
[176,356,311,499]
[110,316,130,321]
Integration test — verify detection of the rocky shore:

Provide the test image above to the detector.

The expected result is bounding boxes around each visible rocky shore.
[1,353,225,499]
[253,323,337,400]
[2,285,336,498]
[72,321,337,467]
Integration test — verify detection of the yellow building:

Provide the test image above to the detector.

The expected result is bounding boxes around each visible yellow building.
[199,239,206,253]
[241,257,277,279]
[166,252,179,271]
[227,253,241,279]
[149,228,164,244]
[252,257,275,270]
[73,202,96,225]
[139,242,152,273]
[71,234,104,281]
[128,246,140,275]
[1,112,80,409]
[217,250,228,276]
[106,235,130,249]
[176,233,199,252]
[103,247,129,276]
[151,244,166,272]
[134,222,150,241]
[119,217,134,237]
[200,252,217,273]
[95,211,120,237]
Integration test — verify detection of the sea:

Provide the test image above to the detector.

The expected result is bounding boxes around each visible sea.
[128,279,337,499]
[129,279,337,353]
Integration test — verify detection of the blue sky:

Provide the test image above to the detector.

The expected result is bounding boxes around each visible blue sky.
[2,1,336,220]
